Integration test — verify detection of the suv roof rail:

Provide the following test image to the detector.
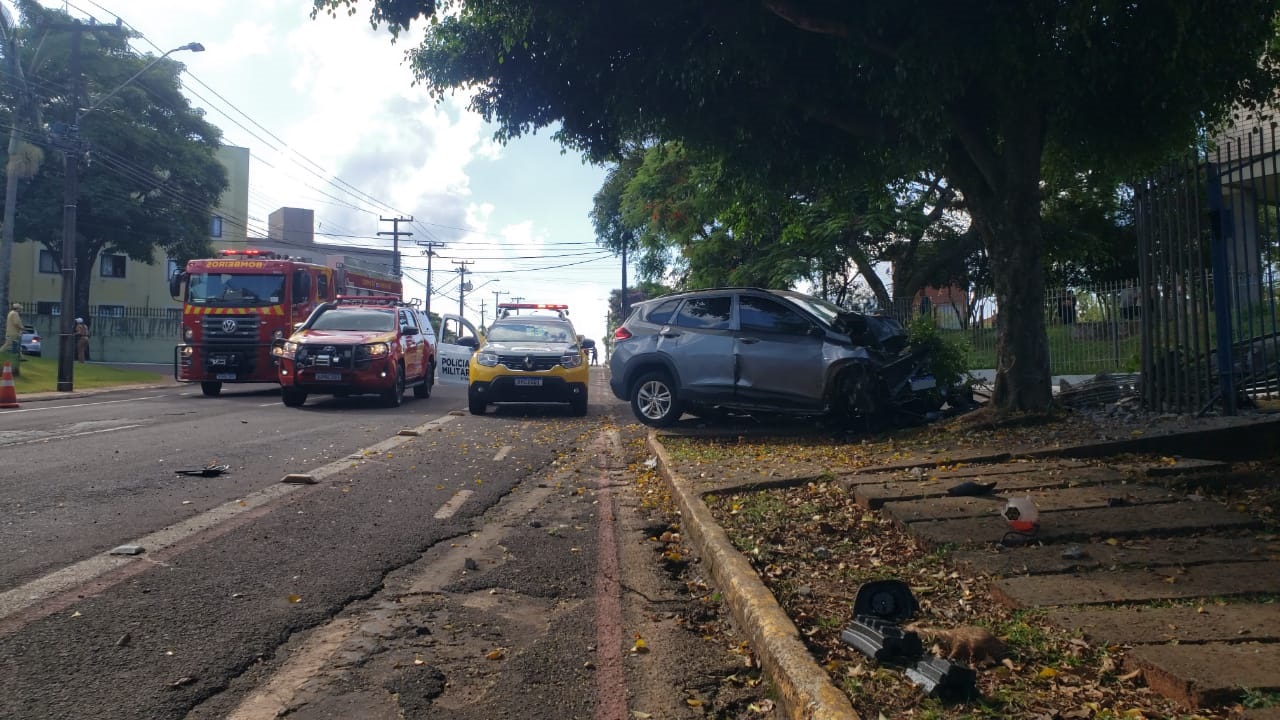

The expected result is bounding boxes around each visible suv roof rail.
[334,294,407,306]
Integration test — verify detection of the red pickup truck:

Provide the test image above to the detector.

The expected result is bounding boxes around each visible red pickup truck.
[271,296,436,407]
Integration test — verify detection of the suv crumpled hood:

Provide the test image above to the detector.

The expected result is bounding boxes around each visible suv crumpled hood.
[293,329,396,344]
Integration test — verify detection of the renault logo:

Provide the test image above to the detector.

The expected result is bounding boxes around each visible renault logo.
[221,318,237,333]
[523,355,535,370]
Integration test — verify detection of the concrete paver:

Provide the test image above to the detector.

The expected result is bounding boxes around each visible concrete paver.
[904,501,1259,550]
[949,533,1270,576]
[991,559,1280,607]
[1046,604,1280,645]
[1125,643,1280,707]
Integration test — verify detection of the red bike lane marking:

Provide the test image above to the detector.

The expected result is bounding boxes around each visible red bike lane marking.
[593,446,627,720]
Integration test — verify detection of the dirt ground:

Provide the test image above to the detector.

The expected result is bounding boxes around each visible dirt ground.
[655,404,1280,719]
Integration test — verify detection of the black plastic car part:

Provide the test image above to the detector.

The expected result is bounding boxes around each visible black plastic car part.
[852,579,919,621]
[905,657,978,701]
[840,617,923,662]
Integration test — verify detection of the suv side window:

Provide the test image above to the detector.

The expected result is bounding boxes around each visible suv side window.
[674,296,732,330]
[646,299,682,325]
[739,296,814,335]
[400,310,417,331]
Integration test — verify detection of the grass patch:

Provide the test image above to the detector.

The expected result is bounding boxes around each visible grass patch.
[4,355,165,393]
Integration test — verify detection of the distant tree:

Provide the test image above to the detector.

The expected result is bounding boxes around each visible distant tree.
[318,0,1280,413]
[7,2,226,314]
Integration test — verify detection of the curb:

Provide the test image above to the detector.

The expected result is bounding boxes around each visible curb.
[15,381,181,403]
[647,430,860,720]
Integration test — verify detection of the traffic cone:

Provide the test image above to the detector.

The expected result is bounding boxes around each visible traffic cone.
[0,361,19,408]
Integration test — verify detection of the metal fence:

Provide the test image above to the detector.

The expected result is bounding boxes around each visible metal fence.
[1134,121,1280,415]
[882,282,1142,379]
[14,304,180,365]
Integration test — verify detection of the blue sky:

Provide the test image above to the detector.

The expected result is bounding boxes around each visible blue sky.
[20,0,621,343]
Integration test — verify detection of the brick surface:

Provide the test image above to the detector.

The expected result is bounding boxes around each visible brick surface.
[907,501,1258,549]
[1046,604,1280,645]
[949,533,1271,577]
[1125,643,1280,707]
[991,560,1280,608]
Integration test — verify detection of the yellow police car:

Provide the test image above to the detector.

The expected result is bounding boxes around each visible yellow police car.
[467,303,594,416]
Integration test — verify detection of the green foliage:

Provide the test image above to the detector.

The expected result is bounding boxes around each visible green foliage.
[906,314,970,389]
[317,0,1280,413]
[6,2,227,313]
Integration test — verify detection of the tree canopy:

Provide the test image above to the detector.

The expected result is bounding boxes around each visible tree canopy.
[317,0,1280,412]
[5,1,227,314]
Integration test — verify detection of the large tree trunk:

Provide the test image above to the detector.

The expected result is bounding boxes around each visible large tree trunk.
[945,106,1053,413]
[968,189,1052,411]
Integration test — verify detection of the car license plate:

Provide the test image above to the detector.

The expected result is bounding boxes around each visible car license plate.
[514,377,543,387]
[215,373,236,380]
[316,372,342,382]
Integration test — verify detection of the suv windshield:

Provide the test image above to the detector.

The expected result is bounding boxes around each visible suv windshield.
[774,291,843,327]
[310,309,395,332]
[187,273,285,307]
[487,320,575,343]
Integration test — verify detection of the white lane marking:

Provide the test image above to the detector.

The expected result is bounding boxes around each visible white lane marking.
[0,411,461,623]
[432,490,474,520]
[258,402,279,407]
[0,395,167,415]
[224,618,360,720]
[5,424,143,447]
[493,445,513,462]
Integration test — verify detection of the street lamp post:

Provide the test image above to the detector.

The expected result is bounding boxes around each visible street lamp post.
[56,40,204,391]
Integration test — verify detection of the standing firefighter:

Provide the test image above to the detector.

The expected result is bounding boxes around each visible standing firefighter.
[74,318,90,362]
[5,303,22,376]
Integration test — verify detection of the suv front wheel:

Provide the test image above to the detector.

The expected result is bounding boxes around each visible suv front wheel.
[631,371,681,427]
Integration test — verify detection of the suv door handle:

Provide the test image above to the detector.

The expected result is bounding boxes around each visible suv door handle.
[660,330,681,338]
[738,337,760,344]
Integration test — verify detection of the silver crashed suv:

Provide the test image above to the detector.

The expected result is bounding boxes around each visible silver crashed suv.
[608,287,941,427]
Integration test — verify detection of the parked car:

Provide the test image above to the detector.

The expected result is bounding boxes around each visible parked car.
[271,296,436,407]
[609,287,951,428]
[20,326,40,356]
[467,303,593,416]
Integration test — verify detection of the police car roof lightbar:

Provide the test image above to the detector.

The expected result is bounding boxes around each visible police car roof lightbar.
[335,294,403,305]
[496,302,570,319]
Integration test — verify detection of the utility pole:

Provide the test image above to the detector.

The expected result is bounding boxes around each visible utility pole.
[479,299,487,332]
[492,288,508,318]
[620,244,630,321]
[378,215,412,277]
[452,260,473,320]
[55,23,84,392]
[417,239,445,316]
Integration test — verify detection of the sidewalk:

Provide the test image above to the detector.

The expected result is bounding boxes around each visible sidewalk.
[649,415,1280,719]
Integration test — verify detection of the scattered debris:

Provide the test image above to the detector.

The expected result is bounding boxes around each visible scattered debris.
[946,480,998,497]
[108,544,145,556]
[115,633,131,647]
[280,473,317,485]
[174,463,230,477]
[167,676,197,690]
[1060,544,1088,560]
[464,558,478,571]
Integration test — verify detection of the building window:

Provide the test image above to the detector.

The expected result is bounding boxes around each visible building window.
[211,215,223,238]
[37,301,61,316]
[100,254,127,278]
[97,304,126,318]
[39,249,60,274]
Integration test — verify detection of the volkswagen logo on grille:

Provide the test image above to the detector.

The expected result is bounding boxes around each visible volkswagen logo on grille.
[523,355,535,370]
[323,346,337,354]
[221,318,237,333]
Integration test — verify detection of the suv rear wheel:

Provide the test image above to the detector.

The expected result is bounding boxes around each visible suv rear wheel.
[201,381,222,397]
[281,387,307,407]
[631,371,680,427]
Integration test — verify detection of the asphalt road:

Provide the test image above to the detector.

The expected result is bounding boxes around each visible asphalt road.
[0,371,760,719]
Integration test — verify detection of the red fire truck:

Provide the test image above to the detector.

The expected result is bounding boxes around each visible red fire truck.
[170,249,403,396]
